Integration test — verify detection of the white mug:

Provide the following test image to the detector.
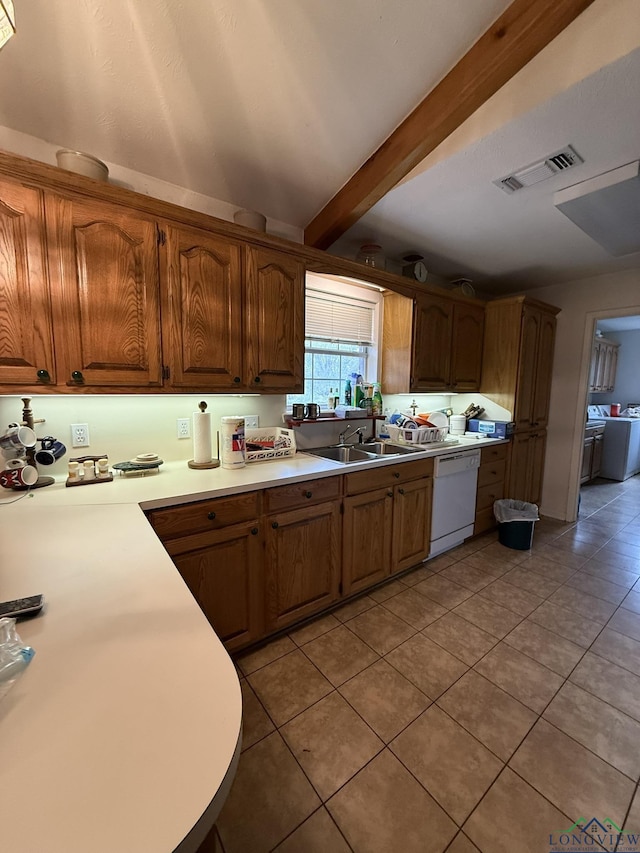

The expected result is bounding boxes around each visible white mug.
[0,424,37,450]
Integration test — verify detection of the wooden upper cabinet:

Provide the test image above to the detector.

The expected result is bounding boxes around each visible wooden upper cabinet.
[589,336,619,393]
[162,223,243,389]
[0,178,56,387]
[382,290,484,394]
[244,246,304,392]
[449,301,484,392]
[514,305,557,430]
[412,293,452,391]
[46,194,163,387]
[481,296,558,431]
[531,309,556,428]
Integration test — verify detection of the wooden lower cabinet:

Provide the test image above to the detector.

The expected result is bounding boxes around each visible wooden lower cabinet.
[392,477,432,574]
[264,500,342,632]
[343,488,394,596]
[474,443,508,534]
[343,462,433,594]
[508,430,546,505]
[150,464,434,652]
[164,521,264,652]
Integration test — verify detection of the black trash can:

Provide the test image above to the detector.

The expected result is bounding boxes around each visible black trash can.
[494,499,539,551]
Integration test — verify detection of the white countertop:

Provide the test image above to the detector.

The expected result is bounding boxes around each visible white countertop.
[0,435,506,853]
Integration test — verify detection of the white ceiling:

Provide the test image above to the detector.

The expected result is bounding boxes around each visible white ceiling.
[598,316,640,332]
[0,0,638,295]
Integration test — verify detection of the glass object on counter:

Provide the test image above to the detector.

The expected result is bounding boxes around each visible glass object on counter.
[356,244,386,269]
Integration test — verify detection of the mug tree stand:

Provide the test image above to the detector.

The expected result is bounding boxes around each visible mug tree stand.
[14,397,55,489]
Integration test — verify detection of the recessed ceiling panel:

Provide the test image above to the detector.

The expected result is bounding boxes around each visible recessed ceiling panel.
[554,161,640,255]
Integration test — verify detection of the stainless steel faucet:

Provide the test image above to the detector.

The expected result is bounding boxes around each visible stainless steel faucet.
[338,425,364,445]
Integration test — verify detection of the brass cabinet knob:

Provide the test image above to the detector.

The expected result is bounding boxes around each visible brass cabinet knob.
[71,370,84,383]
[393,471,400,479]
[233,376,241,384]
[37,369,51,382]
[251,527,259,535]
[398,488,405,495]
[305,491,312,499]
[207,512,216,520]
[271,521,279,529]
[254,376,262,383]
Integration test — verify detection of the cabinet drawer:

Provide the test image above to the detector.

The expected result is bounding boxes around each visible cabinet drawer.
[265,475,342,513]
[345,458,433,495]
[480,443,508,464]
[477,459,507,489]
[476,480,504,512]
[147,491,261,540]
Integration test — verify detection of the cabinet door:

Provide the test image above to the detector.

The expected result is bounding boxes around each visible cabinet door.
[169,522,264,652]
[510,431,546,505]
[591,433,604,479]
[514,306,540,430]
[529,431,546,506]
[0,179,56,387]
[392,477,432,573]
[245,246,304,392]
[343,488,393,595]
[265,501,341,632]
[450,302,484,392]
[411,293,452,391]
[162,224,244,389]
[531,311,556,428]
[588,342,601,391]
[46,195,162,387]
[581,436,595,484]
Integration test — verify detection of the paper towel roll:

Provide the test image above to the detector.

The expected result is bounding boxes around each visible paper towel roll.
[221,416,245,469]
[193,411,212,464]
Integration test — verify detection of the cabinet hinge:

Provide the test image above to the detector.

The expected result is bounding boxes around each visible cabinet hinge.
[157,227,166,246]
[162,365,170,380]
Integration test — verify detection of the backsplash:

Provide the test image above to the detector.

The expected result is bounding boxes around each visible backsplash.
[0,394,286,477]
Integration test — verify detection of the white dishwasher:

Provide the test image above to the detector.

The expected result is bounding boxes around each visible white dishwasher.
[430,448,481,557]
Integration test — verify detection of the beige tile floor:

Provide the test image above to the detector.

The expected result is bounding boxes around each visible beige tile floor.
[215,474,640,853]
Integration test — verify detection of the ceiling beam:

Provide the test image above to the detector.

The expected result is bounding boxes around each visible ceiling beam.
[304,0,597,250]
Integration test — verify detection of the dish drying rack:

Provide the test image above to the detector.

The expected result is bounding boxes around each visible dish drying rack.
[387,425,449,444]
[245,427,296,462]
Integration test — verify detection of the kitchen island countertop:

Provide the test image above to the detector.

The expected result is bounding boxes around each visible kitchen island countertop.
[0,435,507,853]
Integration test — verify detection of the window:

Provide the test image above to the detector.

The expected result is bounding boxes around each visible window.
[287,277,382,409]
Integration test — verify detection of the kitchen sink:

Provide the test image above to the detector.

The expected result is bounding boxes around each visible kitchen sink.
[305,445,381,464]
[363,441,422,455]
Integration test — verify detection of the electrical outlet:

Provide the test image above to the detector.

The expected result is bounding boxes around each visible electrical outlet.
[177,418,191,439]
[70,423,90,447]
[244,415,259,429]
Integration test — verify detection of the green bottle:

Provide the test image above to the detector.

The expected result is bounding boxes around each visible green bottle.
[372,383,383,416]
[354,382,364,408]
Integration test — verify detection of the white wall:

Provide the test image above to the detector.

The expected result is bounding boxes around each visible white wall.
[524,268,640,520]
[0,126,303,244]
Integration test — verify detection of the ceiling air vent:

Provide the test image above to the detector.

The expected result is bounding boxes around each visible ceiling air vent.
[494,145,583,194]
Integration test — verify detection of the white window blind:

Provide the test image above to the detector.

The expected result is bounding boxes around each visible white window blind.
[305,288,376,345]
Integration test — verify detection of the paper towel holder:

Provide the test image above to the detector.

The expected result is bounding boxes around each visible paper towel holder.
[188,401,221,469]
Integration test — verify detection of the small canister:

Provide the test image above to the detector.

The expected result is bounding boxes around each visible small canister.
[610,403,621,417]
[97,458,110,479]
[220,417,246,469]
[83,459,95,481]
[449,414,467,435]
[68,461,80,482]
